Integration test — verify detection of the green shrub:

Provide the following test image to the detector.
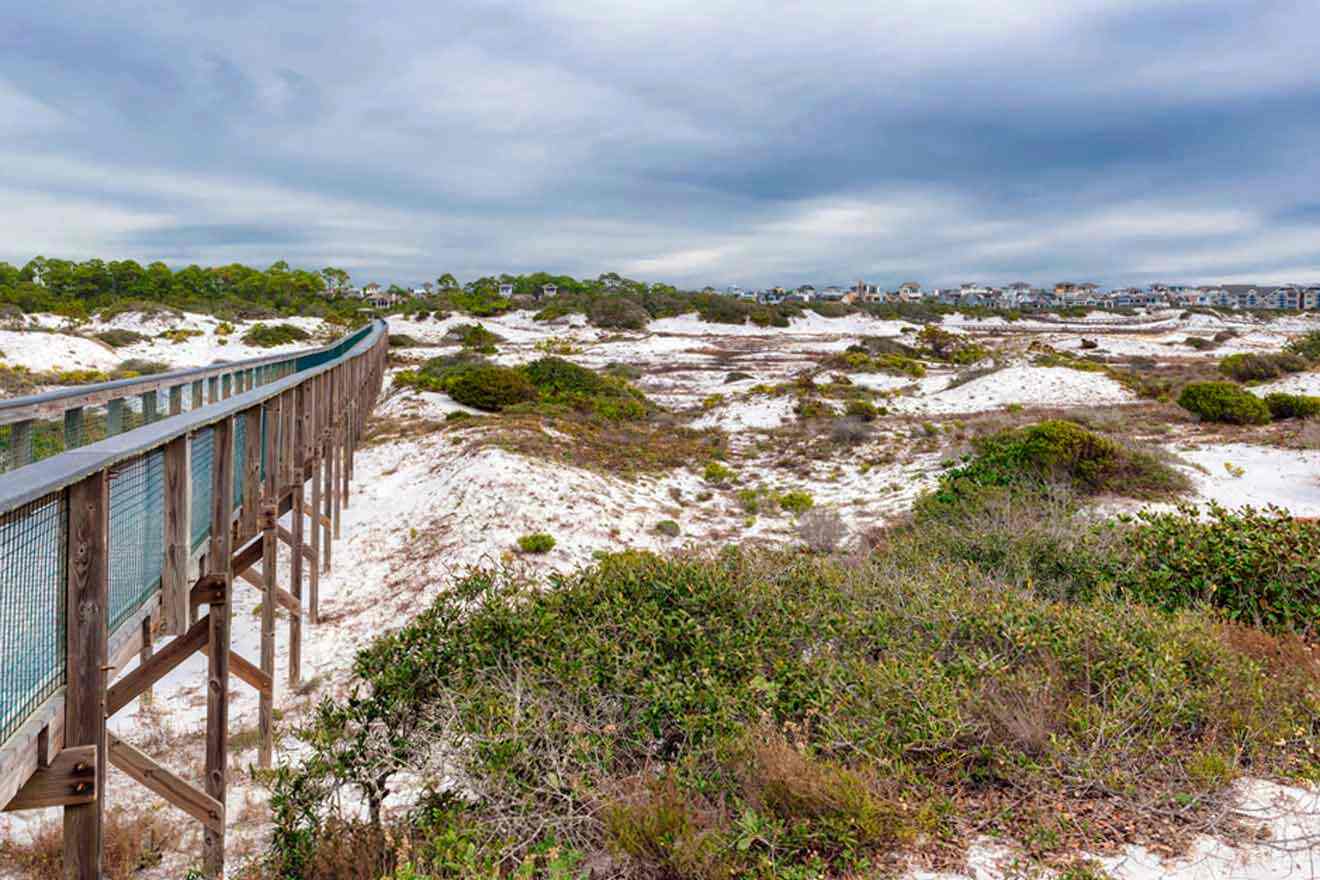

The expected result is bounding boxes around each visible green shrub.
[520,357,649,421]
[1177,381,1271,425]
[387,333,421,347]
[1265,392,1320,420]
[653,519,681,537]
[243,323,311,347]
[703,460,734,485]
[916,325,989,364]
[588,297,650,330]
[1183,336,1217,351]
[93,328,147,348]
[157,328,202,344]
[926,420,1188,512]
[111,358,170,378]
[447,323,501,353]
[447,364,537,412]
[777,489,814,514]
[1218,352,1307,382]
[1285,330,1320,361]
[845,399,879,421]
[1112,503,1320,636]
[516,533,556,554]
[266,548,1319,878]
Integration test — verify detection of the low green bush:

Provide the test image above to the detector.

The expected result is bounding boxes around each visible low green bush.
[1265,392,1320,420]
[777,489,814,514]
[111,358,170,378]
[916,325,990,364]
[588,297,650,330]
[702,460,734,485]
[653,519,680,537]
[446,323,501,353]
[1286,330,1320,361]
[925,420,1188,513]
[1218,352,1307,382]
[93,328,147,348]
[447,364,537,412]
[520,356,649,421]
[845,398,880,421]
[516,533,556,554]
[387,333,421,347]
[265,547,1319,878]
[243,323,312,347]
[1112,503,1320,636]
[1177,381,1271,425]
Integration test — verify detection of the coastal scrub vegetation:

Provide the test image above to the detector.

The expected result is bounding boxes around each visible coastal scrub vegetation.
[260,518,1319,879]
[243,323,313,348]
[1177,381,1272,425]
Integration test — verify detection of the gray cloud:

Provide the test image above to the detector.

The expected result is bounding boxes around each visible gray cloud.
[1,0,1318,288]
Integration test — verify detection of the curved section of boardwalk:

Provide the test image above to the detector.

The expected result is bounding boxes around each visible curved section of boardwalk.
[0,319,388,878]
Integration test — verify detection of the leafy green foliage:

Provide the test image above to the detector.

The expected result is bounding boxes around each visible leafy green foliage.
[1177,381,1272,424]
[1218,352,1308,382]
[266,547,1319,878]
[516,533,556,554]
[702,460,734,485]
[519,357,649,421]
[1265,392,1320,420]
[447,323,502,353]
[447,365,537,412]
[1285,330,1320,361]
[916,325,990,364]
[653,519,681,537]
[926,420,1189,513]
[1111,503,1320,636]
[93,328,147,348]
[776,489,814,514]
[243,322,312,348]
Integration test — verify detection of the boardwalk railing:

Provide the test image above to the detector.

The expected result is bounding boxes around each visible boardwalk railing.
[0,318,388,878]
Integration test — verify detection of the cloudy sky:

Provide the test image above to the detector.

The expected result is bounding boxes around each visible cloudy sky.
[2,0,1319,289]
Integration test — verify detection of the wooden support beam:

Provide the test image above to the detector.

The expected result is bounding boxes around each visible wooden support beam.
[107,735,224,833]
[231,532,263,578]
[259,502,277,769]
[276,524,317,565]
[203,416,235,878]
[106,613,210,718]
[63,406,84,451]
[3,746,97,812]
[169,384,183,416]
[238,565,300,615]
[229,650,272,696]
[139,615,154,708]
[189,573,227,610]
[240,407,262,540]
[9,418,33,467]
[162,435,191,635]
[64,470,109,880]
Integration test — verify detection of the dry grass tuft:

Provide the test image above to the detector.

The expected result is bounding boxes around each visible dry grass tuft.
[0,806,185,879]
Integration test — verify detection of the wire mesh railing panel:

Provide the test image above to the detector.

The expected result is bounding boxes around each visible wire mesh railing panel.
[0,492,67,745]
[233,416,246,511]
[191,428,214,552]
[107,452,166,633]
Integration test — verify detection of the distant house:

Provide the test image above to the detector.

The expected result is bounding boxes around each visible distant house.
[897,282,923,301]
[498,283,515,297]
[539,283,559,301]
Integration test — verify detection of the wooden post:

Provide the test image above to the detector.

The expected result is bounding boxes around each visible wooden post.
[289,386,305,686]
[192,380,204,410]
[259,502,277,769]
[203,417,234,878]
[304,378,320,624]
[139,615,154,707]
[10,419,33,468]
[241,409,262,541]
[207,376,219,404]
[321,374,334,574]
[64,470,109,880]
[142,390,159,424]
[331,368,343,540]
[63,407,84,451]
[169,384,183,416]
[221,374,232,400]
[162,436,191,635]
[106,398,125,436]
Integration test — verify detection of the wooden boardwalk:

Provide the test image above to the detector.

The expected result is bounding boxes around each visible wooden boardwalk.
[0,320,388,878]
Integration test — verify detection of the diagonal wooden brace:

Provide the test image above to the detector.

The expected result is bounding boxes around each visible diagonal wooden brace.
[108,734,224,833]
[106,614,210,717]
